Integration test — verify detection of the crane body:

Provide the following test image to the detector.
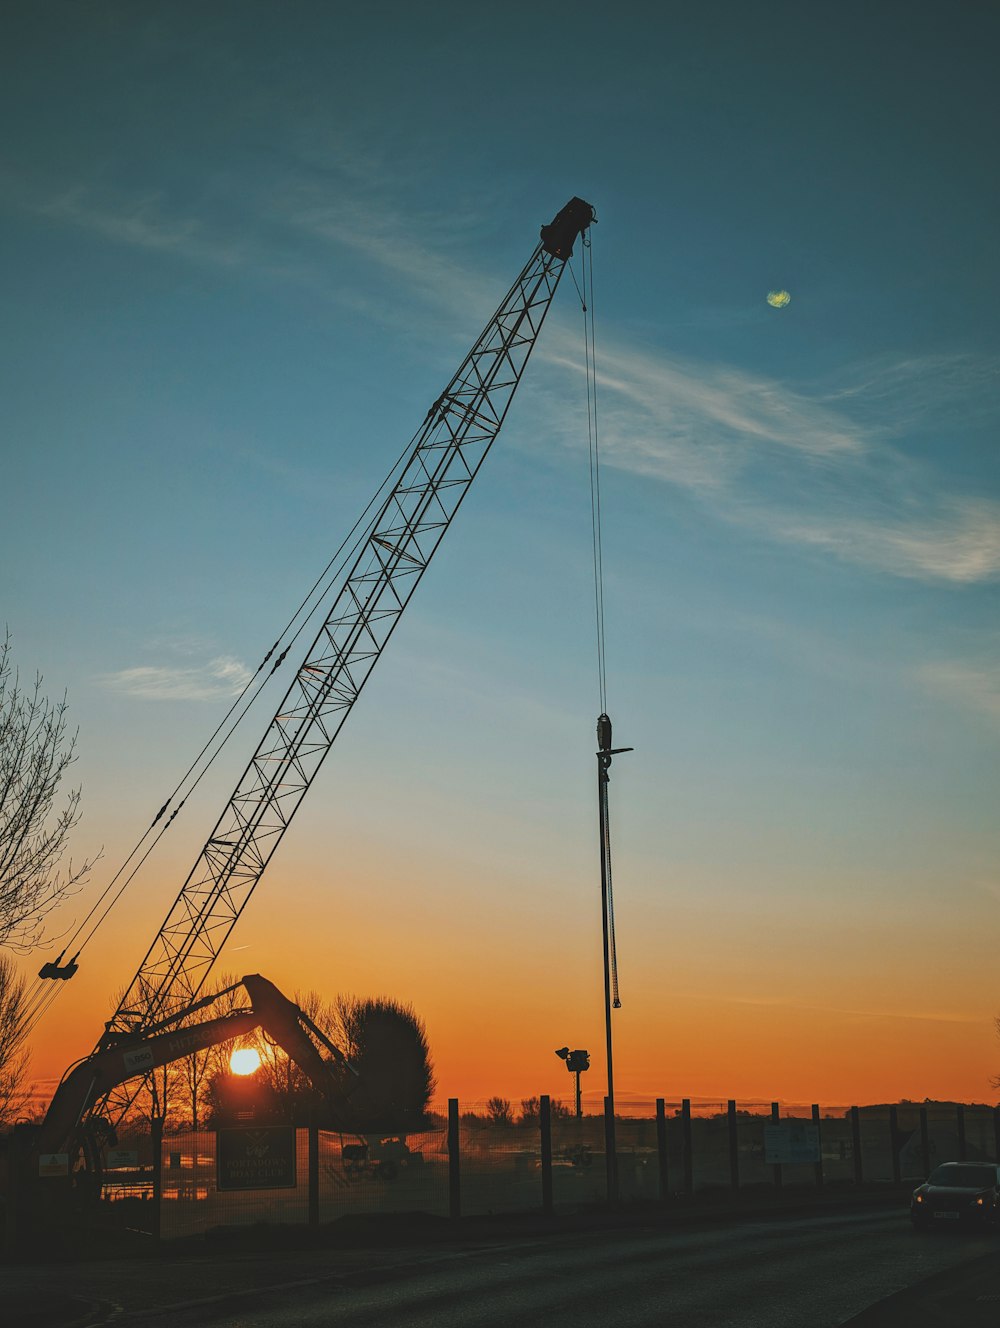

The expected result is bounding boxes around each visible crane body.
[33,198,596,1160]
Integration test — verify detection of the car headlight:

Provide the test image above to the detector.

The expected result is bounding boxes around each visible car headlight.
[914,1194,924,1204]
[976,1196,985,1207]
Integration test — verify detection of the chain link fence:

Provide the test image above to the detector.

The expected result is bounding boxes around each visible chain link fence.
[73,1097,1000,1239]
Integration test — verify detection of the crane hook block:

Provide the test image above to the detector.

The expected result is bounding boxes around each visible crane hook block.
[39,956,79,981]
[540,197,596,259]
[597,712,613,753]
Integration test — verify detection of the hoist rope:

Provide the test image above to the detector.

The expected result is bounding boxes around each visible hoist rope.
[582,233,608,715]
[20,424,428,1041]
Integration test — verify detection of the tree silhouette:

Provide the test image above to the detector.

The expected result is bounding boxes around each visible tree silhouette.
[0,953,30,1123]
[486,1096,514,1125]
[0,633,97,951]
[335,995,435,1133]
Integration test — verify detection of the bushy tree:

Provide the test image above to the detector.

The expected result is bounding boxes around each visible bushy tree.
[0,634,96,952]
[336,995,435,1132]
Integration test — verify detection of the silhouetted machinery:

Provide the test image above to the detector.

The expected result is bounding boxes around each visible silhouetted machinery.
[26,198,597,1191]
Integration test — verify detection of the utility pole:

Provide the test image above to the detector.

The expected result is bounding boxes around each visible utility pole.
[596,712,631,1201]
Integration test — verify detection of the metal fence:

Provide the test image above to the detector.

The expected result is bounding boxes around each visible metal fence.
[91,1097,1000,1239]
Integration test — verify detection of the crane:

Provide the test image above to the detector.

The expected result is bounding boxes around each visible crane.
[34,197,597,1161]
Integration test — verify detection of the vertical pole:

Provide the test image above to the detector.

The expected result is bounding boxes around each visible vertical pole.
[540,1095,553,1215]
[956,1103,966,1161]
[851,1107,864,1184]
[889,1105,901,1183]
[603,1097,617,1205]
[575,1070,582,1120]
[727,1100,740,1191]
[448,1098,461,1220]
[812,1104,824,1189]
[771,1102,782,1190]
[681,1098,693,1198]
[597,751,617,1204]
[308,1115,319,1227]
[595,714,629,1206]
[7,1124,32,1256]
[920,1105,930,1178]
[656,1098,669,1201]
[151,1116,163,1241]
[993,1106,1000,1167]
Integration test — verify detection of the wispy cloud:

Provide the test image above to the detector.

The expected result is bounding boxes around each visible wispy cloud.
[11,169,999,586]
[100,654,251,701]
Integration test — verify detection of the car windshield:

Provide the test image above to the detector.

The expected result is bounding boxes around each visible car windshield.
[928,1165,996,1187]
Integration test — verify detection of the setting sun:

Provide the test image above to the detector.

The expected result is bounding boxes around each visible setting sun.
[229,1047,262,1076]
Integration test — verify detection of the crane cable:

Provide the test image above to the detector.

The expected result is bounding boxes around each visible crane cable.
[575,232,620,1007]
[19,425,429,1041]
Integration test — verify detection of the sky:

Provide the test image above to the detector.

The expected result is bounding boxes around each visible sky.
[2,0,999,1115]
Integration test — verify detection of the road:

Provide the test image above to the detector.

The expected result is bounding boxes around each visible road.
[26,1206,995,1327]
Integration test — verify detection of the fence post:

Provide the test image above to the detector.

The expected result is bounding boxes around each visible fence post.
[851,1107,863,1184]
[919,1105,930,1178]
[448,1098,461,1220]
[889,1105,901,1183]
[540,1095,553,1215]
[771,1102,782,1190]
[604,1097,618,1205]
[994,1106,1000,1165]
[956,1103,966,1161]
[681,1099,693,1198]
[308,1115,319,1227]
[656,1099,669,1200]
[150,1116,163,1241]
[811,1104,823,1188]
[727,1100,739,1191]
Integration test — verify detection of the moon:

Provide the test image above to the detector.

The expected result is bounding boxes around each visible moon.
[767,290,791,308]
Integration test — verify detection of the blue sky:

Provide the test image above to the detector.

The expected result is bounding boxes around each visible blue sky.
[3,1,999,1104]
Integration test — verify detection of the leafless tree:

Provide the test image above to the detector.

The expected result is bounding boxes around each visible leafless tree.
[0,633,97,952]
[0,952,31,1124]
[486,1096,514,1126]
[177,972,249,1130]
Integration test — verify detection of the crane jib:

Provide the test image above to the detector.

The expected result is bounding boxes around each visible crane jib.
[97,199,595,1072]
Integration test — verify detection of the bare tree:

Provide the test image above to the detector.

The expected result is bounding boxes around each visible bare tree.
[486,1096,514,1126]
[0,634,96,951]
[0,952,31,1124]
[177,972,250,1129]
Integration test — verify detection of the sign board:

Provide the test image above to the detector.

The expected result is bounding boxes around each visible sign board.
[38,1153,70,1178]
[106,1147,139,1169]
[764,1122,820,1165]
[217,1127,297,1191]
[123,1046,155,1074]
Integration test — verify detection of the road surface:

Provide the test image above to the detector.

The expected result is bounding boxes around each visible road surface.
[29,1205,996,1327]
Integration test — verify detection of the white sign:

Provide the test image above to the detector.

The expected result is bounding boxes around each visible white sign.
[38,1153,70,1177]
[764,1123,820,1165]
[123,1046,155,1073]
[106,1147,139,1169]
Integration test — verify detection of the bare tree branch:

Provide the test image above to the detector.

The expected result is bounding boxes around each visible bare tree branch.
[0,952,31,1123]
[0,632,98,952]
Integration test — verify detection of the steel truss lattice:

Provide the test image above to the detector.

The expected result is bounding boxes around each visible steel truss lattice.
[104,240,570,1045]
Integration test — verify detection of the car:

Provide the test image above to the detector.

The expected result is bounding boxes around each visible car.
[911,1161,1000,1230]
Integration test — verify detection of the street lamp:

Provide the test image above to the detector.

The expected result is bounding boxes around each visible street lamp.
[555,1047,590,1119]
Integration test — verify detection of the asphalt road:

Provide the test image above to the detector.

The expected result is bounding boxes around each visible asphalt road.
[31,1206,995,1327]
